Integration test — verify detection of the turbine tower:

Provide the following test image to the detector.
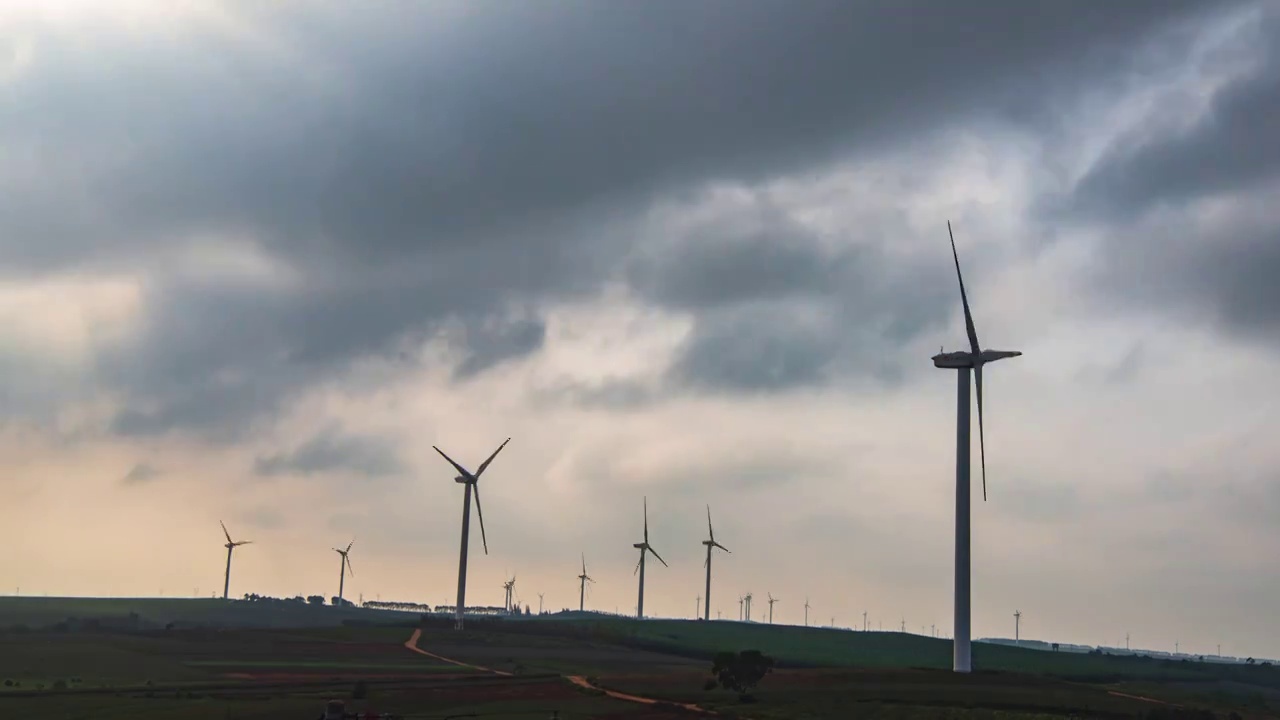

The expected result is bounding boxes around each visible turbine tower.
[632,497,668,618]
[333,539,355,604]
[577,554,594,612]
[433,438,511,630]
[743,592,754,622]
[219,521,252,600]
[538,592,544,615]
[804,598,811,627]
[701,505,731,621]
[767,593,779,624]
[1014,610,1021,645]
[932,222,1022,672]
[738,596,744,621]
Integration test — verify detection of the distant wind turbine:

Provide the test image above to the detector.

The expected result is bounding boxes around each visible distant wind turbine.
[932,222,1022,673]
[503,573,517,614]
[433,438,511,630]
[219,521,252,600]
[701,505,731,621]
[577,553,594,612]
[767,593,779,624]
[743,592,754,622]
[632,497,667,619]
[1014,610,1021,645]
[333,539,355,604]
[804,597,811,627]
[538,592,544,615]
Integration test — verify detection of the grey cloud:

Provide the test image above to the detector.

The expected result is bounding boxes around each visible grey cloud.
[0,0,1239,433]
[120,462,161,486]
[451,316,548,381]
[646,219,955,394]
[1084,204,1280,345]
[1068,6,1280,221]
[1048,4,1280,345]
[254,427,403,478]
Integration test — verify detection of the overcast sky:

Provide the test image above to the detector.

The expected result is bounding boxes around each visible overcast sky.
[2,0,1278,658]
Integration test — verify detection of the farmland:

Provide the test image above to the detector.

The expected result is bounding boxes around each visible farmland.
[1,597,1277,718]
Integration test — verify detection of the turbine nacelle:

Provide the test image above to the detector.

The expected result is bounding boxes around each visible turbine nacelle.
[932,349,1022,369]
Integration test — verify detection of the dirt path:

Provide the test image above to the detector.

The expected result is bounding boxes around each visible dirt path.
[566,674,717,715]
[403,628,722,715]
[1107,690,1181,707]
[402,628,513,676]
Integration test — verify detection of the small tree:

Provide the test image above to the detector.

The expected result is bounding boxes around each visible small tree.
[711,650,775,701]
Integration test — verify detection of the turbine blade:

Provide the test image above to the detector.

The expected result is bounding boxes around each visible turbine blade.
[581,552,586,575]
[236,540,253,546]
[345,554,354,577]
[706,505,714,542]
[948,221,981,356]
[346,539,355,553]
[648,547,668,568]
[473,483,489,555]
[634,556,642,575]
[716,542,732,554]
[475,437,511,479]
[975,363,988,502]
[433,446,474,479]
[220,521,232,544]
[643,496,649,543]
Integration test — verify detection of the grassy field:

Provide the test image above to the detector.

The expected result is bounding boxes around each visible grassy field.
[1,597,1277,718]
[0,596,420,630]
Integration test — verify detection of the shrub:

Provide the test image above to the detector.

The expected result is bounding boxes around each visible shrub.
[351,680,368,700]
[710,650,776,701]
[52,679,67,691]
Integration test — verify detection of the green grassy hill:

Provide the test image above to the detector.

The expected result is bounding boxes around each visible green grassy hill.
[529,616,1280,689]
[0,596,418,630]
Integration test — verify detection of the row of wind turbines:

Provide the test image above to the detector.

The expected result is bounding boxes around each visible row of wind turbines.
[219,522,356,605]
[218,224,1019,675]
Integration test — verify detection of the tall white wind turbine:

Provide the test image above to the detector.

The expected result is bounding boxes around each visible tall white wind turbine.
[333,539,355,604]
[701,505,730,621]
[220,521,252,600]
[433,438,511,630]
[633,497,667,618]
[932,222,1022,672]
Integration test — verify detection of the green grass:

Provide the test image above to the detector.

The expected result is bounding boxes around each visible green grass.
[0,596,419,631]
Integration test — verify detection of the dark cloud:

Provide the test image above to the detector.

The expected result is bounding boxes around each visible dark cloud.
[120,462,161,486]
[1067,6,1280,221]
[254,427,403,478]
[0,0,1240,432]
[1050,4,1280,345]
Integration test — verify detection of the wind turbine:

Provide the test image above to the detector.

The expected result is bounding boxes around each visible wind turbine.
[932,222,1022,673]
[743,592,753,622]
[503,574,517,614]
[219,521,252,600]
[538,592,544,615]
[738,596,744,621]
[632,497,667,618]
[767,593,779,624]
[1014,610,1021,645]
[804,598,811,627]
[333,539,355,604]
[701,505,731,621]
[433,438,510,630]
[577,553,594,612]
